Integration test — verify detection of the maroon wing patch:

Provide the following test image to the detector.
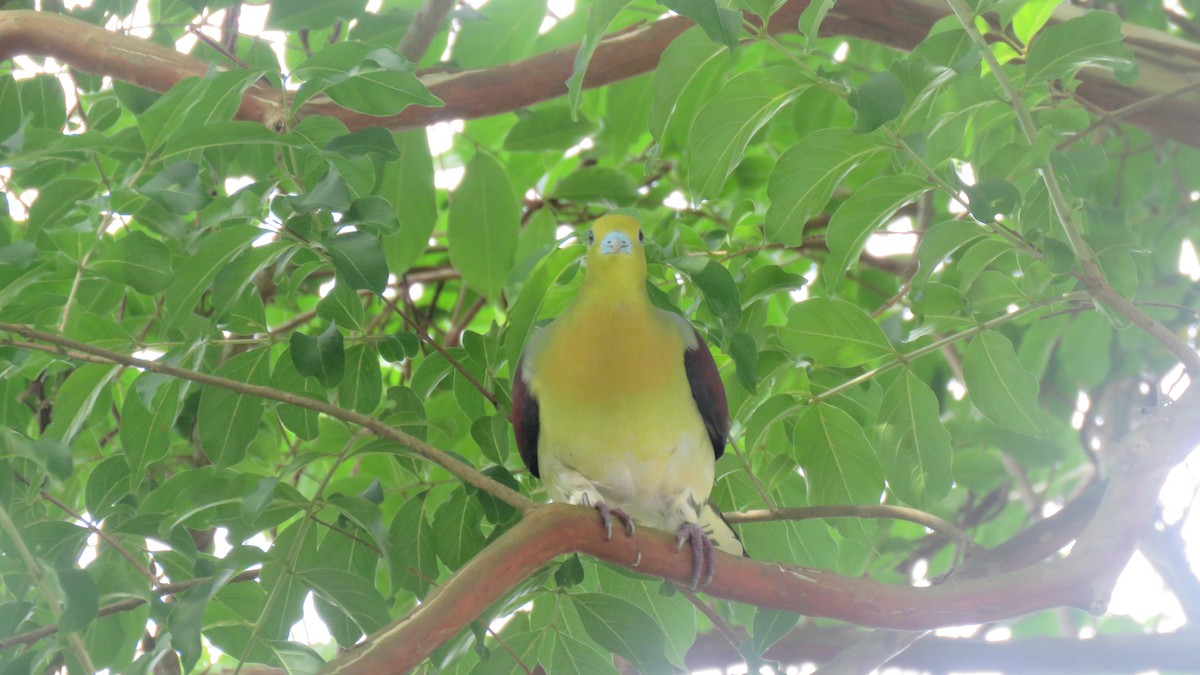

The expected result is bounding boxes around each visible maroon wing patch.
[510,355,541,478]
[684,328,729,460]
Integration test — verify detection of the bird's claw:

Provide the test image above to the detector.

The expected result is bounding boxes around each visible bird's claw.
[587,499,635,541]
[676,522,716,589]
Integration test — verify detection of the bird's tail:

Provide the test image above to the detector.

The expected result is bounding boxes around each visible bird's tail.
[700,503,748,557]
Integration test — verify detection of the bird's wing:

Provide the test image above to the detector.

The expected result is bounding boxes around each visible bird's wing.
[512,350,541,478]
[661,311,729,460]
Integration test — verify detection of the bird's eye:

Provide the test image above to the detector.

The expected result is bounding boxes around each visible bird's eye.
[587,230,595,245]
[638,229,644,243]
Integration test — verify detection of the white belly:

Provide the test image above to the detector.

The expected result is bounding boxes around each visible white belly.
[539,422,714,533]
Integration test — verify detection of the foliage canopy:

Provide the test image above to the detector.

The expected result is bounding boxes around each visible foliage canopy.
[1,0,1199,673]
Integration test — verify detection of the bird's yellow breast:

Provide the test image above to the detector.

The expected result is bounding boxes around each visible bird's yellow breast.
[529,298,708,485]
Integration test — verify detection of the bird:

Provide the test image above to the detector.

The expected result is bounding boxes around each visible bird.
[510,212,743,588]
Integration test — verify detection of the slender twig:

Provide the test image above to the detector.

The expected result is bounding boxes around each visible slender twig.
[235,432,361,675]
[0,323,530,510]
[812,294,1087,404]
[0,501,97,672]
[678,586,742,652]
[0,570,260,651]
[727,437,777,510]
[378,296,500,407]
[726,505,980,555]
[15,471,159,586]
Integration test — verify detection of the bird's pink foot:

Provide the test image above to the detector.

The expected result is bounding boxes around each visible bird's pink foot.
[676,522,716,589]
[594,501,636,540]
[580,495,635,540]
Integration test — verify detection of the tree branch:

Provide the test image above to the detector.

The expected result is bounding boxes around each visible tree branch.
[322,378,1200,673]
[0,323,531,511]
[6,2,1200,146]
[726,504,979,555]
[396,0,455,63]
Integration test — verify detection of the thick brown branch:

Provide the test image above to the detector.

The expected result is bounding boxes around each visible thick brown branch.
[6,2,1200,146]
[322,376,1200,673]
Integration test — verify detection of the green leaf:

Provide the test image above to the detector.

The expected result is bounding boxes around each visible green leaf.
[85,455,133,520]
[91,230,174,294]
[160,120,287,158]
[765,128,886,245]
[742,608,800,665]
[566,0,634,117]
[120,377,181,482]
[824,173,929,290]
[687,66,809,199]
[912,220,988,289]
[454,0,547,68]
[290,324,346,388]
[793,404,884,540]
[594,566,696,668]
[741,265,808,304]
[273,352,325,441]
[296,567,389,638]
[387,493,439,595]
[876,370,953,508]
[293,43,443,116]
[138,161,211,215]
[291,165,351,212]
[782,298,893,367]
[504,106,596,152]
[571,593,673,675]
[44,364,118,443]
[433,491,485,568]
[548,631,622,675]
[164,226,264,332]
[56,568,99,633]
[471,413,510,465]
[264,641,324,675]
[504,247,581,367]
[963,331,1046,435]
[552,166,639,205]
[964,178,1021,223]
[326,231,389,293]
[0,241,37,267]
[648,26,726,144]
[324,127,400,159]
[338,344,382,414]
[659,0,740,51]
[20,75,66,131]
[316,280,365,329]
[379,130,437,276]
[197,348,272,467]
[26,178,96,239]
[268,0,367,31]
[798,0,836,49]
[448,151,520,301]
[728,331,758,393]
[848,71,906,133]
[1013,0,1060,45]
[1025,11,1135,85]
[669,256,741,328]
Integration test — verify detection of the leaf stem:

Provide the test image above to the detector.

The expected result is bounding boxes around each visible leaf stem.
[726,504,980,554]
[812,293,1088,403]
